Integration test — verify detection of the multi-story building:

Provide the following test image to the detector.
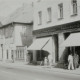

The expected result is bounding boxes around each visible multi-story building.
[0,4,33,62]
[28,0,80,65]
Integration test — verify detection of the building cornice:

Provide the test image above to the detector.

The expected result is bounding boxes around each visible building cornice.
[33,21,80,37]
[0,22,33,28]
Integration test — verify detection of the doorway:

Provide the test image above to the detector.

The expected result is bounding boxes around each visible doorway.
[75,46,80,64]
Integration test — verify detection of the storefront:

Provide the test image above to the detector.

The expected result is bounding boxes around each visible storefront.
[28,36,58,65]
[61,32,80,64]
[31,20,80,67]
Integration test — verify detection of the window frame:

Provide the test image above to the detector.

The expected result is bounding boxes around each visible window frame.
[71,0,77,16]
[47,7,52,23]
[38,11,42,25]
[58,3,63,20]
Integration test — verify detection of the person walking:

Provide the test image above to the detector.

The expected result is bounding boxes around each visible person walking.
[68,53,74,70]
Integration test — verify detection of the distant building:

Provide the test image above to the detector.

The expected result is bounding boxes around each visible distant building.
[28,0,80,65]
[0,4,33,62]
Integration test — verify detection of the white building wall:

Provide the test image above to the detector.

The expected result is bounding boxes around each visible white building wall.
[0,23,32,62]
[14,24,23,46]
[58,33,65,60]
[33,0,80,30]
[0,37,5,60]
[33,36,37,62]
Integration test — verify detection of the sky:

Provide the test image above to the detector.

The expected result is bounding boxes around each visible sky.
[0,0,33,18]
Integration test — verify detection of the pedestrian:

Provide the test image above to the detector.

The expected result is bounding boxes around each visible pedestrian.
[68,53,74,70]
[73,53,79,69]
[48,54,53,67]
[44,57,48,66]
[27,53,31,64]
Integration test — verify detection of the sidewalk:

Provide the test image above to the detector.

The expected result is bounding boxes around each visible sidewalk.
[0,61,80,75]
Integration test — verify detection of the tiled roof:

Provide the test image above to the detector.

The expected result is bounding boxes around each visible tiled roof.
[2,4,33,26]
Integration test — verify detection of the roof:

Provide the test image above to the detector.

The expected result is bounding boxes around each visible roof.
[1,4,33,26]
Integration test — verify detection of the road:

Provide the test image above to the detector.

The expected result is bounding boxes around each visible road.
[0,64,80,80]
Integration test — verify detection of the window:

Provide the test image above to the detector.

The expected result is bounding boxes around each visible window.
[18,50,19,59]
[0,28,4,39]
[38,11,42,25]
[58,3,63,19]
[47,7,52,22]
[4,26,14,38]
[71,0,77,15]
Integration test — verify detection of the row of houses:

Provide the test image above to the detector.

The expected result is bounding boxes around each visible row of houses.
[0,0,80,66]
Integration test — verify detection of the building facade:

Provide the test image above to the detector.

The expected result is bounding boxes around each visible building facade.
[0,4,33,62]
[29,0,80,65]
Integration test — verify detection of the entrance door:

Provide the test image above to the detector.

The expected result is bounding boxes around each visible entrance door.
[53,35,59,62]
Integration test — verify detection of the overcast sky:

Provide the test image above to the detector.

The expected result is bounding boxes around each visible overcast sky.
[0,0,33,18]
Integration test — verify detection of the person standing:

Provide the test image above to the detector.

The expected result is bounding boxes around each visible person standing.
[68,53,74,70]
[48,54,53,67]
[27,53,31,64]
[44,57,48,66]
[73,53,79,69]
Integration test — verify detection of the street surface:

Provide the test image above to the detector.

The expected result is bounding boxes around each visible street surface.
[0,64,80,80]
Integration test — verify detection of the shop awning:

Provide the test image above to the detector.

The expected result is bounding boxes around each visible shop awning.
[27,38,50,50]
[61,33,80,47]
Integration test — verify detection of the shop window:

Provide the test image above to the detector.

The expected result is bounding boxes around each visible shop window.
[36,50,41,61]
[16,50,17,59]
[36,50,47,61]
[23,50,24,58]
[18,50,19,59]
